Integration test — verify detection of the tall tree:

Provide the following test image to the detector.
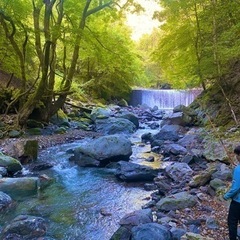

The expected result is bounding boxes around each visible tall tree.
[153,0,240,89]
[0,0,141,125]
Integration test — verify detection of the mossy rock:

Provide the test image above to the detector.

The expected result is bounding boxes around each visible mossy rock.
[26,119,44,128]
[0,152,22,174]
[54,127,67,134]
[26,128,42,136]
[50,109,69,126]
[8,130,22,138]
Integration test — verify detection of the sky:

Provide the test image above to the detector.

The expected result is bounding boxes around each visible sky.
[125,0,161,41]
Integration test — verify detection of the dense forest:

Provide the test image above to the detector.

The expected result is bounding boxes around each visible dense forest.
[0,0,240,126]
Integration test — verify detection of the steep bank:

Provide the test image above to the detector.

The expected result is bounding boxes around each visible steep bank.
[190,61,240,128]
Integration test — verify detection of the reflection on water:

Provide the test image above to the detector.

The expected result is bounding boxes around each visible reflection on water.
[0,140,153,240]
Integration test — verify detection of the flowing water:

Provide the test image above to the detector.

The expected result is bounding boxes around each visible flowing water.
[130,89,202,109]
[1,137,157,240]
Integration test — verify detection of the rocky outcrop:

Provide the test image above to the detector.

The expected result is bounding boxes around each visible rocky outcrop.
[70,135,132,167]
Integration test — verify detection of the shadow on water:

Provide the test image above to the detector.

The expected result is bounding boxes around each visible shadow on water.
[1,139,154,240]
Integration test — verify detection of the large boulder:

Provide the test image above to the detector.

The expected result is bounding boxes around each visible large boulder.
[119,209,153,227]
[116,111,139,128]
[115,161,159,182]
[0,152,22,174]
[161,105,198,127]
[201,140,229,162]
[90,107,112,121]
[151,125,184,145]
[95,117,136,135]
[131,223,173,240]
[156,192,197,211]
[165,162,193,182]
[110,209,153,240]
[70,135,132,167]
[1,215,47,239]
[0,176,52,199]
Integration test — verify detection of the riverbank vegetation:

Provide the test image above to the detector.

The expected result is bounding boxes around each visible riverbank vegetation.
[0,0,240,128]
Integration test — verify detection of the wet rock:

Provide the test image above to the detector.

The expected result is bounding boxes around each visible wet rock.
[110,226,131,240]
[0,177,39,199]
[0,191,12,211]
[0,152,22,174]
[131,223,172,240]
[115,161,159,182]
[0,167,7,177]
[119,209,153,226]
[2,215,47,239]
[70,135,132,167]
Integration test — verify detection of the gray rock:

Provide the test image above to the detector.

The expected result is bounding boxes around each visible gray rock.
[0,191,12,211]
[8,130,22,138]
[131,223,172,240]
[189,164,217,188]
[116,111,139,128]
[90,107,112,121]
[170,227,186,240]
[0,152,22,174]
[165,162,193,181]
[152,125,181,143]
[119,209,153,226]
[115,161,159,182]
[110,226,131,240]
[156,192,197,211]
[209,178,226,191]
[164,144,188,156]
[2,215,47,239]
[95,117,136,134]
[202,140,228,162]
[0,177,38,199]
[0,167,7,177]
[70,135,132,167]
[211,163,232,181]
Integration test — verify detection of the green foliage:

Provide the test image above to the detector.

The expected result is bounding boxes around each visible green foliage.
[152,0,240,89]
[0,0,148,124]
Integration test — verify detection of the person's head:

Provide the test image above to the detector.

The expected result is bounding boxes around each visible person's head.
[234,146,240,161]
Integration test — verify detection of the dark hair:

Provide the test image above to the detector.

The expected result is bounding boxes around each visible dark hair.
[234,146,240,155]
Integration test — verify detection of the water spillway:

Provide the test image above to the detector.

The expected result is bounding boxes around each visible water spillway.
[130,89,202,109]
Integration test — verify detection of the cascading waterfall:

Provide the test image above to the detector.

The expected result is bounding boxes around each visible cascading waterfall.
[130,89,202,109]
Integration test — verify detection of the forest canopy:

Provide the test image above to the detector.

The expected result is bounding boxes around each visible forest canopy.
[0,0,147,125]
